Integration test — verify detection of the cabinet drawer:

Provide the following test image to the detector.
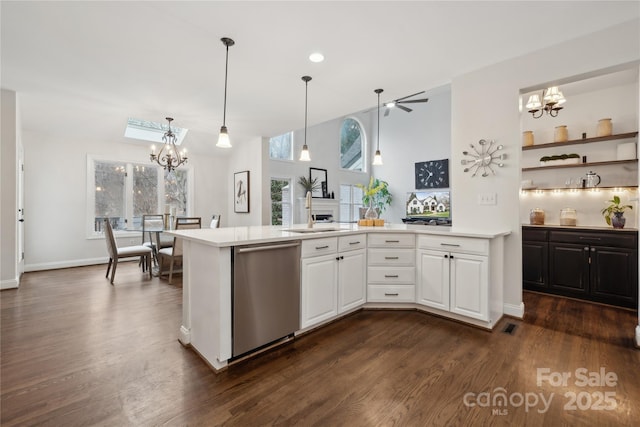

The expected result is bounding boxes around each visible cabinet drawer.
[368,249,415,266]
[368,266,415,284]
[522,227,549,242]
[549,230,637,249]
[301,237,338,258]
[367,285,415,302]
[418,235,488,255]
[368,233,415,248]
[338,234,366,252]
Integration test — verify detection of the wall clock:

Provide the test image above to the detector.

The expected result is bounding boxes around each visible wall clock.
[415,159,449,189]
[461,139,506,177]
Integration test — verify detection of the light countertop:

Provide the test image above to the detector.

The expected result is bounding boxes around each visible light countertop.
[165,223,511,248]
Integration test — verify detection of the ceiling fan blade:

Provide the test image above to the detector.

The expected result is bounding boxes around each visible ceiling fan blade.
[384,107,390,117]
[397,98,429,104]
[396,104,412,113]
[394,90,426,102]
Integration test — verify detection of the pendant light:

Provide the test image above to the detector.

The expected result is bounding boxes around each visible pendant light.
[299,76,312,161]
[216,37,234,148]
[372,88,384,165]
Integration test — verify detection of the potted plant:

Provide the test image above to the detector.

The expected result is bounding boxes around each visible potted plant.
[601,195,632,229]
[357,177,392,219]
[297,176,320,195]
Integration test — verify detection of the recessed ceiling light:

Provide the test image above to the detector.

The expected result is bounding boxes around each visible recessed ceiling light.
[309,52,324,63]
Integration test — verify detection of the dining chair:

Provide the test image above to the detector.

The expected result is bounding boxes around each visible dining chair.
[210,214,221,228]
[158,217,201,284]
[103,218,152,284]
[141,214,170,267]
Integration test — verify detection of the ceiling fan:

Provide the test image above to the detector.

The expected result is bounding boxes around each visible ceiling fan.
[383,91,429,116]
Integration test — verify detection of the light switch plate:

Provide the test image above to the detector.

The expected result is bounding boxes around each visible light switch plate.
[478,193,497,205]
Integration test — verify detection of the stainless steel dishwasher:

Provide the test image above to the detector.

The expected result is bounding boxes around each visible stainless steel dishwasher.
[232,240,301,358]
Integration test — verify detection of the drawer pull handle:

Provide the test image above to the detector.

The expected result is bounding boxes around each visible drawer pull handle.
[385,256,399,260]
[384,274,399,278]
[385,240,400,243]
[579,236,601,241]
[349,241,361,245]
[440,243,460,247]
[384,292,399,296]
[315,245,330,250]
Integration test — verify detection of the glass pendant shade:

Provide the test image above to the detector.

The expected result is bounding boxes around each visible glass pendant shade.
[299,144,311,162]
[372,149,383,165]
[216,125,231,148]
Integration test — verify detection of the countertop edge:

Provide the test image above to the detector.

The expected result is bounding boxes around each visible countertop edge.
[165,225,512,247]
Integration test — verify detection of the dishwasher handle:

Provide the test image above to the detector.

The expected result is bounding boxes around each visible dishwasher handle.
[237,242,301,253]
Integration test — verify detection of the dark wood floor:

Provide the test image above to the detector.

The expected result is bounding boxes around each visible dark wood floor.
[1,262,639,426]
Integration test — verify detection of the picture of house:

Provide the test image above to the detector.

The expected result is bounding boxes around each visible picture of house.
[406,191,450,217]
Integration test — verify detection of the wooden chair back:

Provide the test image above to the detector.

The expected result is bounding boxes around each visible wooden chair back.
[103,218,117,259]
[172,217,201,257]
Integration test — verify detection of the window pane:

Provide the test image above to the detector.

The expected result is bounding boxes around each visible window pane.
[164,169,188,216]
[270,178,291,226]
[132,164,158,229]
[269,132,293,160]
[340,118,364,171]
[95,161,126,231]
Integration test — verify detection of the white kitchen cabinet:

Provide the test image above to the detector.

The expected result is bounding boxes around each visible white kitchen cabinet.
[417,235,496,324]
[338,249,366,313]
[301,234,366,329]
[367,233,416,303]
[301,252,338,329]
[416,249,449,310]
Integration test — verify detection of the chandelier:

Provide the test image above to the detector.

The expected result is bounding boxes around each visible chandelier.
[150,117,187,172]
[526,86,566,118]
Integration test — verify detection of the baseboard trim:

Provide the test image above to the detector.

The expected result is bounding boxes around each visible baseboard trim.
[179,325,191,346]
[1,277,19,290]
[503,302,525,319]
[25,257,108,272]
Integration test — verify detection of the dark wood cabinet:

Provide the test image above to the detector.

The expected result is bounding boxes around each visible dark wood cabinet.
[522,228,549,291]
[523,226,637,309]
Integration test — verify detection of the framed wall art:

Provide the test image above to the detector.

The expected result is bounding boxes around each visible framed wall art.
[234,171,250,213]
[309,167,328,198]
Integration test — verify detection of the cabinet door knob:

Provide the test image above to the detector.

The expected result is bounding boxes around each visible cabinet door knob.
[584,247,589,251]
[444,254,449,258]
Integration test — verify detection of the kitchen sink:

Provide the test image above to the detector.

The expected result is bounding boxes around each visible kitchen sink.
[284,228,339,233]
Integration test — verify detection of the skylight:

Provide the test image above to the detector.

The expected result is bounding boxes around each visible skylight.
[124,117,188,145]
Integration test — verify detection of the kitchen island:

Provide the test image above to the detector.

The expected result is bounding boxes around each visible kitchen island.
[167,223,510,371]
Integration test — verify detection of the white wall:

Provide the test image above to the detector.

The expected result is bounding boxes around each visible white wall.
[267,110,373,225]
[451,19,640,315]
[372,85,452,222]
[227,136,263,227]
[1,89,19,288]
[21,128,227,271]
[265,89,451,226]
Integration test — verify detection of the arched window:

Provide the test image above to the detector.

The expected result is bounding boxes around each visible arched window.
[340,118,365,171]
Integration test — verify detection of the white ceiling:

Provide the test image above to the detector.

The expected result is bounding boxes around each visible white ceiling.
[2,1,638,155]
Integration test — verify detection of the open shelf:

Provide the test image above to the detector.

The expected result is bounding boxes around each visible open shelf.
[520,185,638,192]
[522,159,637,172]
[521,131,638,151]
